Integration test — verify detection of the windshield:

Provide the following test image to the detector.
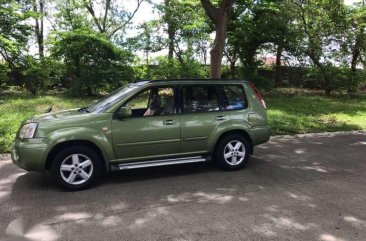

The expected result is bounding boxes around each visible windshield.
[86,84,139,113]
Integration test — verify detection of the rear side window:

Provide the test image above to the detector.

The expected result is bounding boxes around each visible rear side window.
[182,85,219,113]
[219,85,247,110]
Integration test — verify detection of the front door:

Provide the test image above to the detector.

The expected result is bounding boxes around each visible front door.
[111,86,180,162]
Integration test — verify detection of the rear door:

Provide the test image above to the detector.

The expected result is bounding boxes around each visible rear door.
[180,85,230,156]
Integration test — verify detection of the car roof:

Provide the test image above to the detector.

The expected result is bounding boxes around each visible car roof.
[133,79,248,85]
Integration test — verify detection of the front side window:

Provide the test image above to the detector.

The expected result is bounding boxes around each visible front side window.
[182,85,219,113]
[124,87,175,117]
[219,85,247,110]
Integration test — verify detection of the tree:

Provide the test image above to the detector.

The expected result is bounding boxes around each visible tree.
[201,0,234,78]
[331,1,366,92]
[51,30,133,95]
[0,0,32,69]
[155,0,210,63]
[349,0,366,72]
[32,0,47,91]
[54,0,92,31]
[32,0,44,59]
[82,0,145,38]
[226,0,297,84]
[128,22,164,77]
[148,56,208,79]
[290,0,347,95]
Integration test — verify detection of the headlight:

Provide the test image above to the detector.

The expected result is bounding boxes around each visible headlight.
[19,123,38,139]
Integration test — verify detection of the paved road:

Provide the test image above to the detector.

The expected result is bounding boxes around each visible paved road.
[0,131,366,241]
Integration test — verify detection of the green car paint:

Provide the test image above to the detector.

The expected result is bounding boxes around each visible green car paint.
[11,80,270,173]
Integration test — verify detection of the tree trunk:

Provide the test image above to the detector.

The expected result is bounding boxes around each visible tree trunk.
[323,73,331,96]
[275,45,282,87]
[226,50,238,78]
[308,51,331,96]
[165,0,174,61]
[210,20,228,78]
[34,0,45,93]
[167,29,174,60]
[230,60,236,79]
[317,65,331,96]
[349,18,363,93]
[201,0,234,79]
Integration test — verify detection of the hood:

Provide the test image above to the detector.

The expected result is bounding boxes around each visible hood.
[28,109,87,122]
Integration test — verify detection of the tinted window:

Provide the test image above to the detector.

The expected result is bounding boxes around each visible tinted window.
[182,86,219,113]
[124,87,175,117]
[219,85,246,110]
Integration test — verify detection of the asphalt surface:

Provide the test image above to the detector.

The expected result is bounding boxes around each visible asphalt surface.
[0,131,366,241]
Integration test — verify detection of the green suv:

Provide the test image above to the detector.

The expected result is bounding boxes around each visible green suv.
[11,79,270,190]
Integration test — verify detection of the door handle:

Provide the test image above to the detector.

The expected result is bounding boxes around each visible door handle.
[216,116,226,121]
[164,120,174,125]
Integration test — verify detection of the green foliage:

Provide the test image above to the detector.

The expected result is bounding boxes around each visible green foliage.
[155,0,211,52]
[302,66,366,91]
[51,30,134,96]
[127,22,165,66]
[247,75,274,91]
[147,56,208,79]
[0,62,10,89]
[18,56,64,95]
[130,0,211,73]
[228,0,297,76]
[19,56,43,95]
[0,0,33,66]
[1,0,366,97]
[54,0,92,31]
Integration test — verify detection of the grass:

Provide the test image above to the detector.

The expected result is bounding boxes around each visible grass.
[265,90,366,135]
[1,89,366,153]
[0,91,93,153]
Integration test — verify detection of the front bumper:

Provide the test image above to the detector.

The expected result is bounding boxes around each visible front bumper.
[11,138,52,172]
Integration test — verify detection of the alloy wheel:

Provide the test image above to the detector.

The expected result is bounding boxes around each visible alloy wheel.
[60,154,94,185]
[223,140,246,166]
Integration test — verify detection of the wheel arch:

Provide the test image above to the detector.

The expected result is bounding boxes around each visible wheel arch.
[45,140,109,172]
[212,129,254,155]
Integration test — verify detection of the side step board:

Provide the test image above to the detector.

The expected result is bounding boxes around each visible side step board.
[115,156,207,170]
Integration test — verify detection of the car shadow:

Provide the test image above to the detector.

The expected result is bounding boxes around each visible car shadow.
[9,156,264,193]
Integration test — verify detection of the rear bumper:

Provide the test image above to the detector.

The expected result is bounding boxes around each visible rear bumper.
[249,125,271,145]
[11,138,52,172]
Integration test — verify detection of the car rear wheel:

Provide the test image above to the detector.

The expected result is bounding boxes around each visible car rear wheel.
[216,134,250,171]
[51,146,102,190]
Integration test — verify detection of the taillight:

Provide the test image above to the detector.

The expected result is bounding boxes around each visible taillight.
[248,82,266,109]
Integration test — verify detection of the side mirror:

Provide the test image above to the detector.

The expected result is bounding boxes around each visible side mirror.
[116,106,132,119]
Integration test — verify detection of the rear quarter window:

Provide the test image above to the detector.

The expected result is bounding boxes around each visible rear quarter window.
[219,85,247,110]
[182,85,220,113]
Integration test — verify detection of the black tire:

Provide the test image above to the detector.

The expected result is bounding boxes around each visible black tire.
[51,146,103,190]
[215,134,251,171]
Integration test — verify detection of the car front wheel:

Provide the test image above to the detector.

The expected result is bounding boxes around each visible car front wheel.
[51,146,102,190]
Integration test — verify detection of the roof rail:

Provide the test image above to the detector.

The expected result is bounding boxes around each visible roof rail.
[132,78,244,83]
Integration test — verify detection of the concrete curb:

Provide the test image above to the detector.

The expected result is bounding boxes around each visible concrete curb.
[270,130,366,140]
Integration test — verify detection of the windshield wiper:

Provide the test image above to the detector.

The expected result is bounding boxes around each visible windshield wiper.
[78,107,90,113]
